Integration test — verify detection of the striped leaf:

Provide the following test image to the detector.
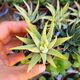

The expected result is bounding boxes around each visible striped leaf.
[61,3,69,16]
[23,0,32,15]
[57,0,60,12]
[47,16,54,42]
[40,53,47,64]
[10,44,40,53]
[54,37,71,47]
[27,54,41,72]
[32,0,39,16]
[46,3,56,16]
[25,19,41,39]
[48,49,67,60]
[16,36,34,44]
[41,21,48,46]
[26,28,40,47]
[48,36,57,49]
[47,55,57,68]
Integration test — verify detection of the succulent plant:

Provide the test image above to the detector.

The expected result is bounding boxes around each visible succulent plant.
[55,2,80,54]
[10,16,71,72]
[14,0,45,23]
[69,2,80,26]
[59,23,80,53]
[41,0,70,30]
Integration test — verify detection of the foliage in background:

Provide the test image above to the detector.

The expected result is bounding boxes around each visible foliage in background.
[47,55,71,79]
[63,28,80,53]
[32,0,52,6]
[58,2,80,53]
[41,0,70,30]
[14,0,46,23]
[72,53,80,71]
[7,0,24,6]
[1,0,80,79]
[10,16,71,72]
[69,2,80,26]
[59,0,77,6]
[6,0,51,6]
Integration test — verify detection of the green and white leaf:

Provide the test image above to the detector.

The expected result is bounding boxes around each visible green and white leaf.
[27,54,41,72]
[46,3,56,16]
[54,37,72,47]
[16,36,34,44]
[47,16,54,42]
[40,53,47,64]
[48,36,57,49]
[40,16,52,21]
[61,3,69,16]
[26,29,40,47]
[47,55,57,68]
[10,44,40,53]
[23,0,31,15]
[41,21,48,46]
[57,0,60,12]
[48,49,67,60]
[32,0,39,16]
[25,19,41,39]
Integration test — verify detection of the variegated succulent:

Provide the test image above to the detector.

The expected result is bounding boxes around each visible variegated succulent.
[41,0,70,29]
[14,0,44,23]
[10,16,71,72]
[69,2,80,26]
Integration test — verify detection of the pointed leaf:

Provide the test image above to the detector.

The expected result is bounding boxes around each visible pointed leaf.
[70,13,77,16]
[32,0,39,16]
[16,36,34,44]
[14,4,29,21]
[10,44,40,53]
[41,21,48,45]
[54,37,72,47]
[46,3,56,16]
[27,54,41,72]
[57,0,60,12]
[69,7,77,12]
[14,4,27,15]
[26,28,40,47]
[23,0,31,15]
[41,16,52,21]
[25,19,41,39]
[61,3,69,15]
[48,36,57,49]
[75,1,80,10]
[47,55,57,68]
[48,49,67,60]
[40,53,46,64]
[24,53,32,60]
[47,16,54,42]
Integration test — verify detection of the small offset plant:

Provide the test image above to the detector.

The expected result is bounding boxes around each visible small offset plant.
[41,0,70,30]
[10,16,71,72]
[69,2,80,26]
[14,0,44,23]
